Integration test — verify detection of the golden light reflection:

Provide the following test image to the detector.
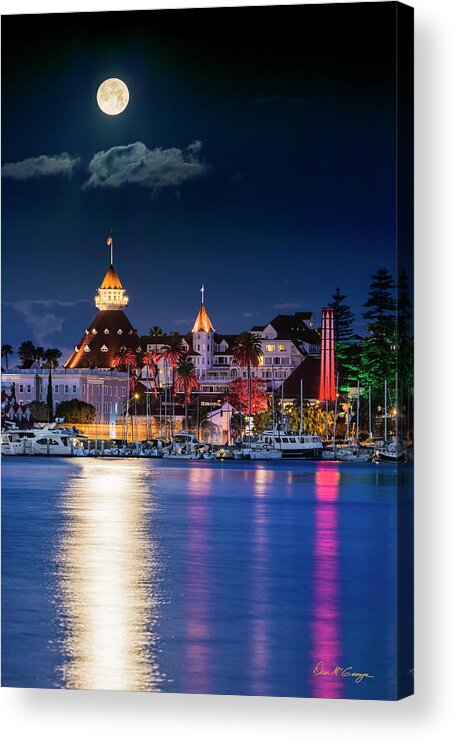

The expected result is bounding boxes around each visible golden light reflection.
[56,460,161,691]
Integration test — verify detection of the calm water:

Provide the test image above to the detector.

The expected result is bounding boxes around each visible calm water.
[1,458,413,699]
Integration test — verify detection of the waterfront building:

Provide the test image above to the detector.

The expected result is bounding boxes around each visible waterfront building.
[1,368,128,427]
[65,262,141,369]
[140,287,322,399]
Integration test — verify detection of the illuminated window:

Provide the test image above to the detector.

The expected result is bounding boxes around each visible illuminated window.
[277,344,286,351]
[265,344,275,352]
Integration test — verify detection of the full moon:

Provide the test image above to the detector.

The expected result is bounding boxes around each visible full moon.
[96,78,129,115]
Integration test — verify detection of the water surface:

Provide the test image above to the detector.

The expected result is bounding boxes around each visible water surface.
[1,458,413,699]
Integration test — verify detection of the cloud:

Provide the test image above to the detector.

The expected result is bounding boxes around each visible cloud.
[242,312,259,318]
[273,301,312,311]
[83,140,210,195]
[5,299,90,346]
[1,153,80,180]
[173,318,194,327]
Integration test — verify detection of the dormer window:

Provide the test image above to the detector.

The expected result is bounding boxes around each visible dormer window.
[117,329,123,335]
[101,345,108,353]
[84,345,90,352]
[74,346,79,352]
[85,329,89,335]
[92,328,97,334]
[104,328,109,334]
[128,330,133,335]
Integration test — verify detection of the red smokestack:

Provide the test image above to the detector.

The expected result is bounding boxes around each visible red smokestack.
[319,307,335,401]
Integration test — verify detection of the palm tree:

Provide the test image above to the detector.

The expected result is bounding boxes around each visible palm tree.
[149,326,164,337]
[1,344,13,370]
[175,357,200,430]
[113,348,138,399]
[34,346,45,366]
[142,350,162,438]
[162,334,185,397]
[113,348,138,442]
[232,332,263,444]
[162,334,186,437]
[113,347,137,374]
[18,340,36,368]
[42,348,62,369]
[143,350,162,399]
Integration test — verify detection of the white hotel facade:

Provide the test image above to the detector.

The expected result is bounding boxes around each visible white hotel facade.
[141,292,321,397]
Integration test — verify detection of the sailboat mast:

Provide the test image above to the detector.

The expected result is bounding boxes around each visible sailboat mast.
[332,372,339,451]
[384,379,388,442]
[395,370,399,437]
[356,378,360,445]
[368,385,372,441]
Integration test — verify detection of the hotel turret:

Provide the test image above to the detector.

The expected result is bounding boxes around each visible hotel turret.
[65,261,141,370]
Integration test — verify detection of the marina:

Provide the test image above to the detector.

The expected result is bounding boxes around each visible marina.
[1,421,411,463]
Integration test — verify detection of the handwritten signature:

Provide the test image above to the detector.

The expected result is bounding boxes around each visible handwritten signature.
[313,660,375,684]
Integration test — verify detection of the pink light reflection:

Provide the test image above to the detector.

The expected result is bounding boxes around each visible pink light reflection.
[311,463,343,698]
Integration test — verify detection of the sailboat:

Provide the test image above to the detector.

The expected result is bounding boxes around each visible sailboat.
[374,377,406,461]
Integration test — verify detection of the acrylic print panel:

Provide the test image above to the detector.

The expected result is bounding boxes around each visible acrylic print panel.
[1,2,414,700]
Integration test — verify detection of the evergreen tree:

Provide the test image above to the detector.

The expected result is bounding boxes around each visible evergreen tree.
[329,287,355,387]
[330,287,355,342]
[397,270,413,388]
[397,269,414,434]
[359,267,396,400]
[46,368,54,421]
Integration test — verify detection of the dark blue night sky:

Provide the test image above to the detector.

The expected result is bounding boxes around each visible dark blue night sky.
[2,3,399,363]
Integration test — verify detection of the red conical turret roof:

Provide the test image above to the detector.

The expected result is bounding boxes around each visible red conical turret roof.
[100,264,123,290]
[192,303,215,333]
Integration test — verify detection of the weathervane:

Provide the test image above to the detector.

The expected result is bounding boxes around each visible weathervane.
[201,283,205,304]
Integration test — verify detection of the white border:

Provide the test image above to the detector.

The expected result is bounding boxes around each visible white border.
[1,1,455,740]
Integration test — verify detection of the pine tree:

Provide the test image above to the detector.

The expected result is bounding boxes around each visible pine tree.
[397,269,414,429]
[329,287,355,387]
[359,267,396,400]
[330,287,355,342]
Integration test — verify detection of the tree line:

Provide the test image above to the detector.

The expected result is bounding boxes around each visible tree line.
[328,266,413,409]
[1,341,62,370]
